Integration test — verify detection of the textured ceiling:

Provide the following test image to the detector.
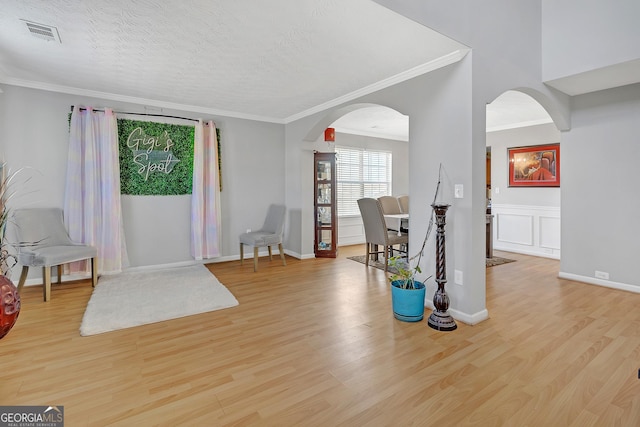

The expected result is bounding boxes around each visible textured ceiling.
[0,0,467,123]
[332,106,409,141]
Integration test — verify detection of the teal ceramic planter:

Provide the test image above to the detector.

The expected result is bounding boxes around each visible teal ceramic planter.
[391,280,426,322]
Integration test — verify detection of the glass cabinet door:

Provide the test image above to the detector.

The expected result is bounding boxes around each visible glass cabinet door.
[314,152,337,258]
[317,183,331,204]
[317,160,332,181]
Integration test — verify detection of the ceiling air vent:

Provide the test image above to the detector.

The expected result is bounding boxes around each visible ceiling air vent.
[22,20,61,43]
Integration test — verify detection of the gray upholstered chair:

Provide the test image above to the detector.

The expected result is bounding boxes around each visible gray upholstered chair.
[397,195,409,214]
[396,195,410,233]
[357,198,408,272]
[377,195,403,232]
[239,204,286,272]
[13,208,97,301]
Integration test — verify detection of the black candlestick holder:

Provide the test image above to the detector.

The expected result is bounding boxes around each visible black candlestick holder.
[427,203,457,331]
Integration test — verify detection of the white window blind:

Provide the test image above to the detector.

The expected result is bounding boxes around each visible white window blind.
[336,146,392,216]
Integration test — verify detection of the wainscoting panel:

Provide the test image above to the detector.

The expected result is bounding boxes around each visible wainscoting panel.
[539,216,561,250]
[338,215,365,246]
[492,204,561,259]
[496,214,534,246]
[341,205,561,259]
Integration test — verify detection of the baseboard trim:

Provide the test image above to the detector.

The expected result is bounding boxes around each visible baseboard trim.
[453,308,490,325]
[558,272,640,294]
[424,301,489,325]
[493,245,560,260]
[18,272,93,287]
[15,250,302,286]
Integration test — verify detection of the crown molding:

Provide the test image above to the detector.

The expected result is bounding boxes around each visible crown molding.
[0,49,469,126]
[0,77,285,124]
[486,117,554,133]
[284,49,470,123]
[333,126,408,142]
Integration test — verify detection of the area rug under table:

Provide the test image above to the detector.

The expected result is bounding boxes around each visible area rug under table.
[80,264,238,336]
[486,256,516,267]
[348,254,516,270]
[347,255,400,274]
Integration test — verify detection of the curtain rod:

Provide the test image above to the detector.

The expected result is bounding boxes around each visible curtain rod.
[70,105,201,122]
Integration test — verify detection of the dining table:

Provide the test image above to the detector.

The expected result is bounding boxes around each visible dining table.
[383,213,409,236]
[382,213,409,260]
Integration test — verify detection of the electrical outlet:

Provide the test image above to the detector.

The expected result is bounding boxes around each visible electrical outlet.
[595,270,609,280]
[454,270,463,285]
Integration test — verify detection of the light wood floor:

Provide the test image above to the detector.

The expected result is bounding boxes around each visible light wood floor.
[2,246,639,426]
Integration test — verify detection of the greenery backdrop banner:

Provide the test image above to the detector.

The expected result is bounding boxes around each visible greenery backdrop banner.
[118,119,194,195]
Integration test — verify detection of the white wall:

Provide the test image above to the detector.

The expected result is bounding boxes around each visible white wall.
[523,0,640,293]
[542,0,640,82]
[560,83,640,290]
[0,84,285,281]
[488,123,561,207]
[487,123,561,259]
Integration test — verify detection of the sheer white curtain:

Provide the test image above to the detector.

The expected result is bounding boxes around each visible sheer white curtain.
[64,106,128,274]
[191,120,221,259]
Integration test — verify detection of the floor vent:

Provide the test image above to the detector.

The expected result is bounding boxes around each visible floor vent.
[22,20,61,43]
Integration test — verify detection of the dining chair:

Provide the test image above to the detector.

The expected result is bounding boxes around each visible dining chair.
[396,195,410,233]
[377,195,403,233]
[239,204,287,272]
[397,195,409,214]
[357,198,408,272]
[13,207,98,302]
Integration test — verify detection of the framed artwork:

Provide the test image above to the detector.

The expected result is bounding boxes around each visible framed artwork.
[508,143,560,187]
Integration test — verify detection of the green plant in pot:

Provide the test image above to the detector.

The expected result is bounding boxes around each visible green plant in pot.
[388,255,430,322]
[389,255,423,289]
[388,164,444,322]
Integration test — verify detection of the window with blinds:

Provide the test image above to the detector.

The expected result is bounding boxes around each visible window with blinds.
[335,146,392,216]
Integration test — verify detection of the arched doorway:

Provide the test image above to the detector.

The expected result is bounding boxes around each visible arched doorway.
[486,89,562,261]
[305,104,409,249]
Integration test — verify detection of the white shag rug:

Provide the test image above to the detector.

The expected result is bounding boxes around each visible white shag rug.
[80,264,238,336]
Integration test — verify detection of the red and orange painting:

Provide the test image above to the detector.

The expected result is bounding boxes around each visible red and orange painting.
[508,143,560,187]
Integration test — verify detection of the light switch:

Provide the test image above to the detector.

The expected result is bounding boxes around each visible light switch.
[454,184,464,199]
[495,187,500,194]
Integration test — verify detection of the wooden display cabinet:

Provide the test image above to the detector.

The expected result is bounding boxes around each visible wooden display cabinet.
[314,151,337,258]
